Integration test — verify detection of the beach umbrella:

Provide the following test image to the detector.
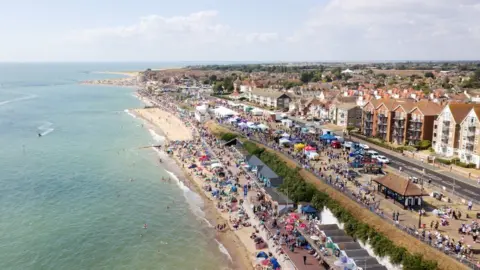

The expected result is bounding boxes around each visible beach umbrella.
[286,218,295,224]
[289,212,300,219]
[270,258,280,269]
[256,251,269,259]
[261,259,270,266]
[285,224,294,231]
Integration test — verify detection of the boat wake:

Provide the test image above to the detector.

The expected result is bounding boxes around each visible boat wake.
[38,122,55,136]
[0,94,37,106]
[164,170,213,227]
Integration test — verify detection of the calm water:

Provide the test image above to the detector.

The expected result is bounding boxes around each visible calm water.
[0,63,230,270]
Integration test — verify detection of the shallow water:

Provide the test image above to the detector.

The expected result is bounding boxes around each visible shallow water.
[0,63,230,270]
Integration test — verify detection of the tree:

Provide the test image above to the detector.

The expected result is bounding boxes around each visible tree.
[300,72,314,83]
[424,72,435,79]
[209,75,217,82]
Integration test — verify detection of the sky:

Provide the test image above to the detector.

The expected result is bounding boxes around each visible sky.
[1,0,480,62]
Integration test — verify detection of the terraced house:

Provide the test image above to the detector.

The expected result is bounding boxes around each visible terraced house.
[361,99,441,145]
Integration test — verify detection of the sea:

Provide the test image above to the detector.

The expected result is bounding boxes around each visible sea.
[0,63,232,270]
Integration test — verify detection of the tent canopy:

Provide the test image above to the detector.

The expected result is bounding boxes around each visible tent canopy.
[210,163,223,169]
[302,205,317,214]
[320,133,337,141]
[257,124,269,130]
[279,138,291,145]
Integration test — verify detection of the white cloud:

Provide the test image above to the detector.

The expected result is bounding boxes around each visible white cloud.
[61,10,280,61]
[288,0,480,61]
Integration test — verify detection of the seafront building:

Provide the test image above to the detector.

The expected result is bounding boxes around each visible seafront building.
[361,99,441,145]
[247,88,292,110]
[432,103,480,167]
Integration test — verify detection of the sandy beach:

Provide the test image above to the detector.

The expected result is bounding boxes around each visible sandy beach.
[132,108,193,141]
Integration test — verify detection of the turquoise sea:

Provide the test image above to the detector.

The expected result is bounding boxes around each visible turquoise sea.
[0,63,230,270]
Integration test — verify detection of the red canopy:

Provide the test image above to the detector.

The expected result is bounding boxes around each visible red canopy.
[199,155,209,161]
[289,212,300,219]
[305,146,316,151]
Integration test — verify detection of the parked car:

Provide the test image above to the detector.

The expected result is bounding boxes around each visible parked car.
[343,141,353,149]
[366,150,378,156]
[359,143,370,149]
[376,155,390,164]
[331,141,342,148]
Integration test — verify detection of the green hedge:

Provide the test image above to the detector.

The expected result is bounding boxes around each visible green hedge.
[220,132,238,142]
[457,162,476,168]
[243,141,438,270]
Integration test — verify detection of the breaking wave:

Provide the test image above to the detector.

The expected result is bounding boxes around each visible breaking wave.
[149,129,165,143]
[124,109,136,118]
[164,170,212,227]
[215,239,233,262]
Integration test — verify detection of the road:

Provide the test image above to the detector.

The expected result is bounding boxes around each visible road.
[343,135,480,203]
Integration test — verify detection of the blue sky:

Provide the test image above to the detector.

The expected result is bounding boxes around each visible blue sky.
[1,0,479,62]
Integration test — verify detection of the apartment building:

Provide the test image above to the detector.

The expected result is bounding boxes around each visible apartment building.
[458,108,480,166]
[333,103,362,128]
[362,99,441,144]
[248,88,291,110]
[432,103,480,157]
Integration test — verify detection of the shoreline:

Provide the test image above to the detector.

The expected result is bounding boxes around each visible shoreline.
[129,98,254,270]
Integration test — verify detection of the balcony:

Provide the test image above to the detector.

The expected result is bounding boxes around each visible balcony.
[411,118,422,123]
[442,126,450,133]
[441,137,449,144]
[378,128,387,134]
[466,145,474,152]
[443,120,450,125]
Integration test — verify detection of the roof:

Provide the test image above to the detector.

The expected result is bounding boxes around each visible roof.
[410,100,443,116]
[373,174,426,196]
[264,187,293,204]
[448,103,480,123]
[336,103,359,110]
[251,88,291,99]
[246,155,264,167]
[258,165,280,181]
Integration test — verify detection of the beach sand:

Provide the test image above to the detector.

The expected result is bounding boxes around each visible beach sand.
[132,108,193,141]
[96,71,139,77]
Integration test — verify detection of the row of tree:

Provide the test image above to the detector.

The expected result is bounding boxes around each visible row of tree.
[242,141,438,270]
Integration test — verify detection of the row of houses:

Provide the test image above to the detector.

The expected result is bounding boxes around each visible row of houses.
[359,99,480,168]
[360,99,442,145]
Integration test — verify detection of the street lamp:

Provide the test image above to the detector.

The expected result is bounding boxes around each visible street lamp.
[418,211,422,229]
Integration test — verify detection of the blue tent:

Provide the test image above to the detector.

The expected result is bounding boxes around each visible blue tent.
[320,133,337,141]
[270,258,280,269]
[256,251,268,258]
[230,186,238,192]
[292,138,303,144]
[302,205,317,214]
